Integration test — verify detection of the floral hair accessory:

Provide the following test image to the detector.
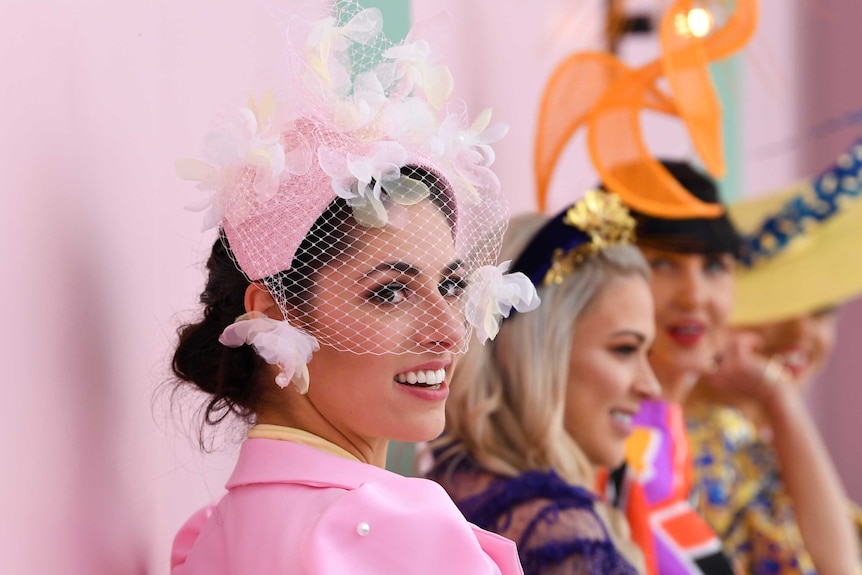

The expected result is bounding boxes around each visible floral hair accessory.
[510,190,636,287]
[219,312,320,394]
[318,140,432,228]
[176,92,310,231]
[465,261,541,344]
[306,8,384,86]
[177,1,516,362]
[432,106,509,205]
[563,189,636,249]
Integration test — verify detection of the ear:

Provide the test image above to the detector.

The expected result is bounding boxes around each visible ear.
[244,283,283,320]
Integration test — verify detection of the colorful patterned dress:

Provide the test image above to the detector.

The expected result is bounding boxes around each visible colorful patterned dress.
[686,401,862,575]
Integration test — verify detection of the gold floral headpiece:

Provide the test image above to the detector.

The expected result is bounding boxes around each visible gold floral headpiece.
[542,190,636,285]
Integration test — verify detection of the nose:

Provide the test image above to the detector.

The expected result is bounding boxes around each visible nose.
[674,263,708,310]
[633,360,662,400]
[412,290,467,352]
[778,315,808,343]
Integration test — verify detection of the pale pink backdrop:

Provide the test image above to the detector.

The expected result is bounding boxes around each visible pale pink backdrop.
[0,1,858,573]
[2,0,293,572]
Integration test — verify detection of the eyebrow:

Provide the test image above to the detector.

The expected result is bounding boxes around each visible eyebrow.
[443,260,464,275]
[360,261,421,281]
[609,330,648,343]
[359,259,465,282]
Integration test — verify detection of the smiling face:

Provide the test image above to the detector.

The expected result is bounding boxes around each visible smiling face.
[640,247,735,400]
[300,198,467,450]
[738,308,839,391]
[564,275,659,469]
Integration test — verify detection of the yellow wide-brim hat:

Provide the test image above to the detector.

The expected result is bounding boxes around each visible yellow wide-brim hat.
[730,138,862,326]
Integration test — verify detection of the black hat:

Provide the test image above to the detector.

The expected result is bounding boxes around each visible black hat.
[623,160,741,257]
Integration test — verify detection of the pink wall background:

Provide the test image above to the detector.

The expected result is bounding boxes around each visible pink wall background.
[1,1,858,573]
[414,0,611,215]
[2,0,292,572]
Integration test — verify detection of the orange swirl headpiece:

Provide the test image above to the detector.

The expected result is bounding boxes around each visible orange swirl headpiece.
[535,0,759,218]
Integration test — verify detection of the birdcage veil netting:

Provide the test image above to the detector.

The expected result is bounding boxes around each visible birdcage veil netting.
[177,0,536,389]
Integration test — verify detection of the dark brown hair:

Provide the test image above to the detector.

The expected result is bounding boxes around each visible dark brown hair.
[627,160,742,257]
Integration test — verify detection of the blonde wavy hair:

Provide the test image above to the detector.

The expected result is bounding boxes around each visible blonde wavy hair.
[432,212,650,569]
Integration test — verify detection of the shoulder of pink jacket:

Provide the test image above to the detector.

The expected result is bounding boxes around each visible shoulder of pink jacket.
[300,473,524,575]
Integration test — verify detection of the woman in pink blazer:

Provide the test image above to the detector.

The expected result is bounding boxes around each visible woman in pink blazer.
[168,2,536,573]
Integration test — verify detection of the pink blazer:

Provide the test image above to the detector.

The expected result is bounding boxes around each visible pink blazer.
[171,439,523,575]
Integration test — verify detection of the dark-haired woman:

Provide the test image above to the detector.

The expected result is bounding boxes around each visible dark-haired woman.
[168,4,533,574]
[601,161,739,575]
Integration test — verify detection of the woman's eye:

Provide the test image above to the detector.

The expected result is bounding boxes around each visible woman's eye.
[612,344,639,356]
[704,256,731,275]
[439,276,467,298]
[367,282,409,305]
[649,258,673,271]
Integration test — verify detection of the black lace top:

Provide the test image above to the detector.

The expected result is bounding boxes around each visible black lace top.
[429,455,640,575]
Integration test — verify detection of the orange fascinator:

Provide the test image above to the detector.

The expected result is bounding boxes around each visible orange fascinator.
[535,0,758,218]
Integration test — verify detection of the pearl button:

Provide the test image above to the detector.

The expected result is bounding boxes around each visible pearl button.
[356,522,371,536]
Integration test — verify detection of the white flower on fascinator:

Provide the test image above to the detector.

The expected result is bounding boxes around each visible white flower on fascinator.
[175,158,238,230]
[383,39,454,110]
[380,96,437,142]
[176,92,310,230]
[306,8,383,86]
[431,107,509,204]
[219,311,320,394]
[318,140,430,227]
[465,261,541,344]
[331,68,391,132]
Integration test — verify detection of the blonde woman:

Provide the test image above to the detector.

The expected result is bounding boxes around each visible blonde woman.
[429,191,660,575]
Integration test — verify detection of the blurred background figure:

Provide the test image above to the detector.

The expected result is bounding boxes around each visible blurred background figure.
[527,3,752,571]
[686,140,862,575]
